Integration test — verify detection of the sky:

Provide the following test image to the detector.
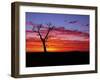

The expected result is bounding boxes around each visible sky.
[26,12,89,33]
[26,12,89,52]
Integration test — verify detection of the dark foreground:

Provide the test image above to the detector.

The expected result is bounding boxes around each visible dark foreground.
[26,51,89,67]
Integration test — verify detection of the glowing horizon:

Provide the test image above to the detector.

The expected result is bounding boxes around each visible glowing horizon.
[26,30,89,52]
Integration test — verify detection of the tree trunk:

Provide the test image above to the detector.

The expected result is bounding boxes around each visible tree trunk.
[42,40,47,52]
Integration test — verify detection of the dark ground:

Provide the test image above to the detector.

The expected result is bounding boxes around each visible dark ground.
[26,51,89,67]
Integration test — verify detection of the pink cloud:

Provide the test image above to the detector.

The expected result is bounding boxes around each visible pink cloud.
[26,26,89,42]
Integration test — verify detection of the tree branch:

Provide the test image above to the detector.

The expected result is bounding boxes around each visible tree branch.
[44,26,54,40]
[37,24,44,41]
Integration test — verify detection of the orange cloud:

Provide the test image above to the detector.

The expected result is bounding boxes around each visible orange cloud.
[26,28,89,52]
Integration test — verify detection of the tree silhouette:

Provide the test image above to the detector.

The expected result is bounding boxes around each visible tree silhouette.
[30,22,54,52]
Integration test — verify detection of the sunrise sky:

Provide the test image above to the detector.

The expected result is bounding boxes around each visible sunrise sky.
[26,12,89,52]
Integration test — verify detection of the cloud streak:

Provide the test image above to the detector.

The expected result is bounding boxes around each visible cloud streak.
[26,25,89,52]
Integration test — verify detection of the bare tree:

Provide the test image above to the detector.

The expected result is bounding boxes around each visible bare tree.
[31,22,54,52]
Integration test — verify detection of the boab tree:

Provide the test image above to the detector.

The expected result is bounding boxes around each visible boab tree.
[31,22,54,52]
